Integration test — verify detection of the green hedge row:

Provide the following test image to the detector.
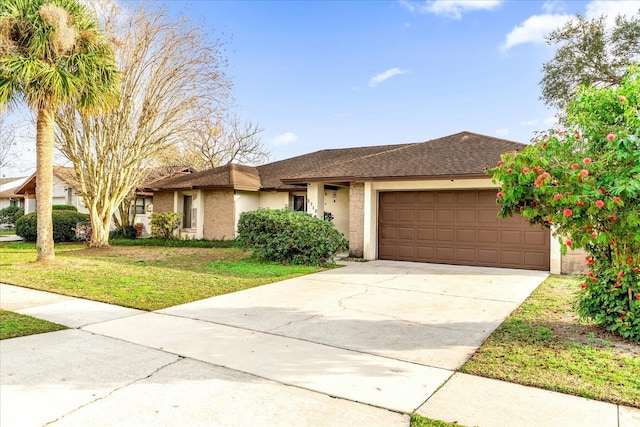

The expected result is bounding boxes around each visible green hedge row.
[15,211,90,242]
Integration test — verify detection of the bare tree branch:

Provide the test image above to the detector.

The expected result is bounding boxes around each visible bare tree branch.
[55,1,230,246]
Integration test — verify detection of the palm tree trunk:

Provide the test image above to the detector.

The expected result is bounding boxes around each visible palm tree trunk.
[36,107,55,261]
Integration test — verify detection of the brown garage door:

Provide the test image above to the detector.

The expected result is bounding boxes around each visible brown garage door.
[378,190,550,271]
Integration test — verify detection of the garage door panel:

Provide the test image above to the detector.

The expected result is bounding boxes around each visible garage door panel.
[436,228,455,242]
[398,227,414,240]
[478,229,498,244]
[436,247,454,262]
[378,190,550,271]
[417,227,434,241]
[457,229,476,243]
[500,230,522,245]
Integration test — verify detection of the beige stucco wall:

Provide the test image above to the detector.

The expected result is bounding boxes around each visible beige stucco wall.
[152,192,174,214]
[349,182,364,257]
[561,248,588,274]
[203,189,235,240]
[259,191,289,209]
[324,187,349,238]
[235,191,260,236]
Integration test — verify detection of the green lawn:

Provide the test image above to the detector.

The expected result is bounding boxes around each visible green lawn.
[410,414,467,427]
[0,242,324,311]
[460,275,640,408]
[0,310,66,340]
[0,230,16,236]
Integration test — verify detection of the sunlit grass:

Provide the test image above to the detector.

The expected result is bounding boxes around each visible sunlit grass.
[0,310,66,340]
[0,242,324,311]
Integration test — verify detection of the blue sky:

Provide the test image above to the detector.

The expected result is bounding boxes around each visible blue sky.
[2,0,639,176]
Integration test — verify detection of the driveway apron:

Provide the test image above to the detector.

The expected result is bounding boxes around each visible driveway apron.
[83,260,547,414]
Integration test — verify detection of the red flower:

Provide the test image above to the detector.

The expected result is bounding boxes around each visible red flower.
[619,95,627,102]
[574,131,581,139]
[577,201,584,207]
[497,161,504,166]
[570,163,579,169]
[534,179,543,187]
[628,258,634,264]
[586,258,594,265]
[580,169,589,177]
[591,232,597,239]
[580,283,588,289]
[609,215,617,222]
[636,294,640,300]
[583,157,592,164]
[541,172,551,179]
[607,132,616,141]
[613,196,621,203]
[599,188,606,194]
[634,267,639,273]
[506,168,513,173]
[621,314,626,321]
[496,191,504,199]
[618,271,624,278]
[563,209,572,216]
[554,193,563,200]
[566,240,573,247]
[533,166,541,173]
[615,281,622,288]
[595,200,605,208]
[522,168,529,174]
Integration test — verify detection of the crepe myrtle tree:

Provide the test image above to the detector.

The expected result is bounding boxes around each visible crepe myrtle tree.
[490,67,640,341]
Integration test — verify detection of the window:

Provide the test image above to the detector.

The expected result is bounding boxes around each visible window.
[135,197,145,215]
[293,195,306,212]
[9,200,17,208]
[183,195,194,228]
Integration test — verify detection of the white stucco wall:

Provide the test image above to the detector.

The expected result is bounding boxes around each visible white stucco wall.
[361,178,560,273]
[324,187,349,237]
[259,191,289,209]
[234,191,260,236]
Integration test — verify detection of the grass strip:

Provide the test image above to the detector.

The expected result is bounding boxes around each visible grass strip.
[460,275,640,408]
[0,310,66,340]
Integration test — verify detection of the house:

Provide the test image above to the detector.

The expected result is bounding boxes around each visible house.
[14,166,88,214]
[146,131,577,274]
[0,176,27,210]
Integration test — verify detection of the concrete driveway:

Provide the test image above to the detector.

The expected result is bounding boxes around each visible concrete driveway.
[2,260,547,426]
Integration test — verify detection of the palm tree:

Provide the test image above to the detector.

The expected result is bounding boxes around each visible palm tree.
[0,0,119,260]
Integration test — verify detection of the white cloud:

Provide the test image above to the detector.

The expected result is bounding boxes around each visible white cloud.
[502,0,640,51]
[520,119,539,126]
[271,132,298,146]
[501,13,572,50]
[496,128,510,136]
[400,0,502,19]
[369,68,407,87]
[585,0,640,24]
[544,116,558,126]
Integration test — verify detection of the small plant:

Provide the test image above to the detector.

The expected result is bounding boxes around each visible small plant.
[149,212,182,240]
[237,208,347,266]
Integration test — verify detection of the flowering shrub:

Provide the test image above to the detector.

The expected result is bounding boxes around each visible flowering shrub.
[149,212,182,240]
[490,67,640,341]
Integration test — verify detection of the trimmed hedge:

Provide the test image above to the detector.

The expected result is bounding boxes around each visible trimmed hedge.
[237,208,347,266]
[0,206,22,227]
[52,204,77,211]
[15,211,90,242]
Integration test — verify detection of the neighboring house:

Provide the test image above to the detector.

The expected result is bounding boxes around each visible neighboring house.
[0,176,28,229]
[14,166,88,214]
[145,131,575,274]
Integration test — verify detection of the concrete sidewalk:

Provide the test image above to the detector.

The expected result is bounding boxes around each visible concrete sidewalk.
[1,261,639,426]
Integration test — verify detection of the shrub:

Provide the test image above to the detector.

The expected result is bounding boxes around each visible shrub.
[109,225,137,240]
[237,208,348,266]
[13,207,24,222]
[0,206,21,227]
[149,212,182,239]
[491,67,640,341]
[16,211,90,242]
[52,204,77,211]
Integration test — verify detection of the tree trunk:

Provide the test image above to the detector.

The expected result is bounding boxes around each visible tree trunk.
[35,107,55,261]
[89,206,111,248]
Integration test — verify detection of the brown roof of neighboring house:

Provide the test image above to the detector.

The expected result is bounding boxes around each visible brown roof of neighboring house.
[0,187,24,199]
[142,131,526,192]
[281,132,525,183]
[144,163,261,192]
[14,166,81,195]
